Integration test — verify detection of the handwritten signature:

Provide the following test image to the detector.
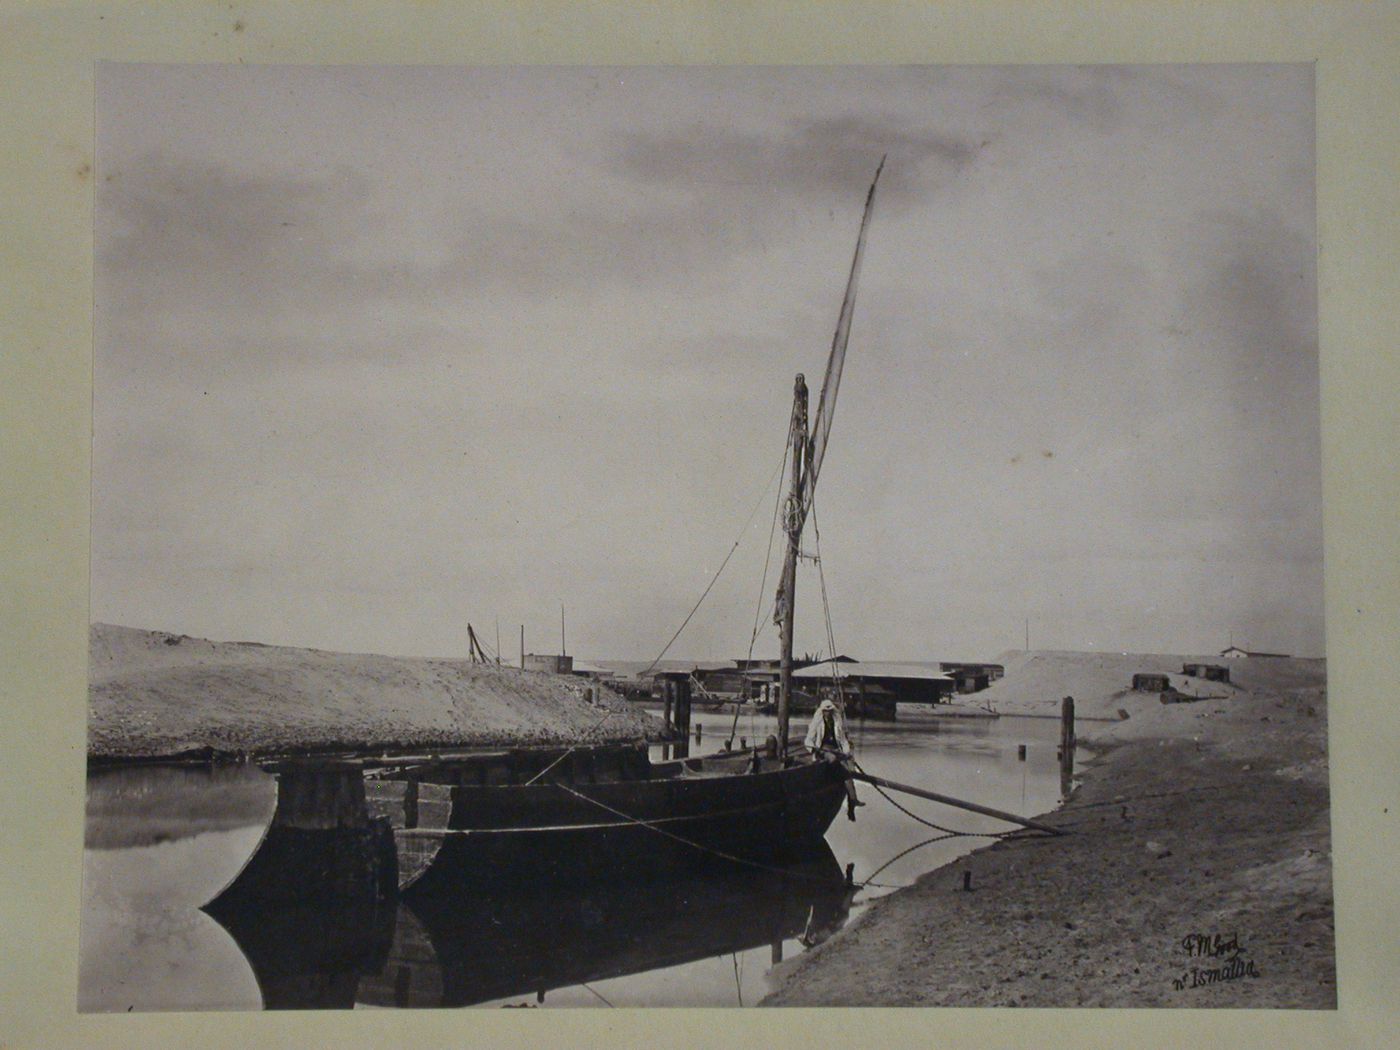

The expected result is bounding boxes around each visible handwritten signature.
[1172,932,1260,990]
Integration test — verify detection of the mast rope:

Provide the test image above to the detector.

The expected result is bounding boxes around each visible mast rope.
[727,438,793,748]
[639,446,789,680]
[810,504,848,715]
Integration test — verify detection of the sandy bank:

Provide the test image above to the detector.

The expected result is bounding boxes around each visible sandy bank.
[88,624,658,760]
[764,651,1333,1008]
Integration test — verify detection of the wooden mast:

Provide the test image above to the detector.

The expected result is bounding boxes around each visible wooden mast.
[775,375,809,757]
[773,157,884,758]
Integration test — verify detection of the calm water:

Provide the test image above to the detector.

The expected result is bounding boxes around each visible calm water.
[80,710,1069,1011]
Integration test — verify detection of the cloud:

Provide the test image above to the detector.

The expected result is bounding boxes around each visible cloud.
[985,65,1226,135]
[606,113,979,207]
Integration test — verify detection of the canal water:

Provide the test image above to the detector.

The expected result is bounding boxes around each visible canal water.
[80,711,1070,1011]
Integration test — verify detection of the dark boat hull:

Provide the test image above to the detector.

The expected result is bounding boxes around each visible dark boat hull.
[408,752,847,893]
[210,746,848,905]
[205,842,852,1010]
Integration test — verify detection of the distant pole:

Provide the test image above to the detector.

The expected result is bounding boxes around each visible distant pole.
[520,625,525,669]
[1025,615,1030,651]
[561,602,566,656]
[495,619,501,665]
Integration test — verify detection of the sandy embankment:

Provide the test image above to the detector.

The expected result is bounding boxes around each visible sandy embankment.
[764,650,1334,1008]
[88,623,658,760]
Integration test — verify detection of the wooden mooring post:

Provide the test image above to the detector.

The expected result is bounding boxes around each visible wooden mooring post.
[1058,695,1076,796]
[674,677,692,759]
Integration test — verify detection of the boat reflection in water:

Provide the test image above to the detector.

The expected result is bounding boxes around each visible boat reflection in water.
[204,843,852,1009]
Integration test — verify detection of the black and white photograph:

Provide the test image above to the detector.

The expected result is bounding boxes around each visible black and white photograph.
[81,61,1333,1011]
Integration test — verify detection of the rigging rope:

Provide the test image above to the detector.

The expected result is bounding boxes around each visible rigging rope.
[809,504,848,715]
[639,447,790,680]
[728,438,792,748]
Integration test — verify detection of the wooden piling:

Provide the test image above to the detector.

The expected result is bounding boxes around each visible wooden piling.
[1059,695,1076,797]
[1060,695,1076,754]
[674,677,692,759]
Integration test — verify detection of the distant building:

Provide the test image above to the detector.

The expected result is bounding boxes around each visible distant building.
[690,664,750,695]
[1219,647,1290,659]
[1182,663,1231,683]
[940,661,1005,681]
[569,660,616,681]
[524,653,573,674]
[793,659,955,705]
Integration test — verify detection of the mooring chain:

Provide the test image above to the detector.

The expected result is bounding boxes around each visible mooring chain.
[848,756,1022,841]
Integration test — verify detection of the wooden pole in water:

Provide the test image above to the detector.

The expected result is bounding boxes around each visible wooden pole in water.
[846,770,1065,835]
[1060,696,1075,755]
[675,677,692,759]
[1059,695,1076,792]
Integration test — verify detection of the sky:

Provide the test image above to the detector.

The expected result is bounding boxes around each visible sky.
[92,63,1322,662]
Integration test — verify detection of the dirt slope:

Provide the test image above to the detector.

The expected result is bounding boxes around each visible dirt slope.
[88,623,656,759]
[977,649,1323,720]
[764,650,1333,1007]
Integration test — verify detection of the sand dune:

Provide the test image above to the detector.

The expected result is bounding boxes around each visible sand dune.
[978,649,1324,720]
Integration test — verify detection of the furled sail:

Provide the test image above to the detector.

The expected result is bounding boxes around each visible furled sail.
[801,155,885,513]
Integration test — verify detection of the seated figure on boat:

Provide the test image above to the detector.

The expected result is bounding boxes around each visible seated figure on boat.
[804,699,864,820]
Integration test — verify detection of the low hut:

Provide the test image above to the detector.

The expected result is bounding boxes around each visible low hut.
[1132,672,1171,692]
[1182,663,1231,683]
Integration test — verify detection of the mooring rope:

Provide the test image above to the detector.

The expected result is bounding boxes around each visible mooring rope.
[860,831,964,888]
[521,706,623,787]
[551,780,854,887]
[580,982,614,1008]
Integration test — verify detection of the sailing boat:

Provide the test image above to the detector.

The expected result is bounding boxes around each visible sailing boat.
[209,160,886,901]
